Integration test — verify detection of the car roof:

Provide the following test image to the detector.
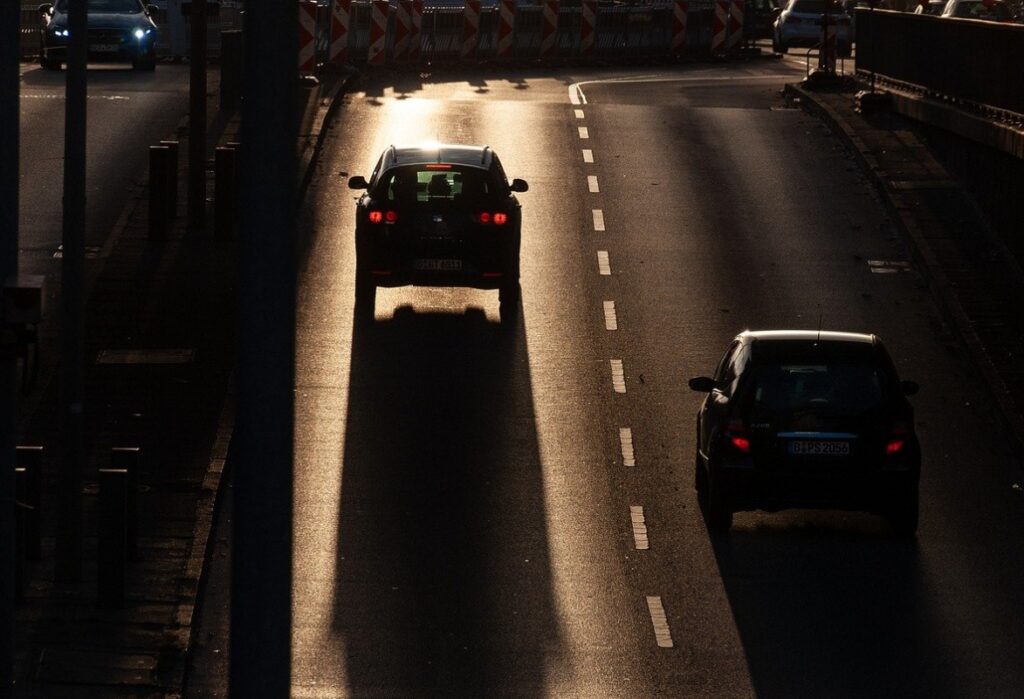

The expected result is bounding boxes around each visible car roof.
[738,329,877,344]
[385,144,494,169]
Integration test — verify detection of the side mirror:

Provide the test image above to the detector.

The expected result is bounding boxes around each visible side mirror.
[509,178,529,193]
[688,376,717,393]
[38,3,53,13]
[147,4,159,14]
[901,380,919,396]
[348,175,369,190]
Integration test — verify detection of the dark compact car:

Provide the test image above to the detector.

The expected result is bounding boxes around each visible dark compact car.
[38,0,159,71]
[347,144,529,325]
[689,330,921,534]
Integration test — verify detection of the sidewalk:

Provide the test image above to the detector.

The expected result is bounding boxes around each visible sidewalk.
[787,78,1024,461]
[13,64,352,698]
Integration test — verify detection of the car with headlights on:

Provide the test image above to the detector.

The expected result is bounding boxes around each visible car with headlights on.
[347,144,529,326]
[772,0,852,56]
[688,330,921,534]
[39,0,159,71]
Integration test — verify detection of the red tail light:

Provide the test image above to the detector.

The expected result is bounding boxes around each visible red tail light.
[368,210,383,224]
[726,418,751,454]
[384,210,398,223]
[477,212,508,225]
[886,422,909,455]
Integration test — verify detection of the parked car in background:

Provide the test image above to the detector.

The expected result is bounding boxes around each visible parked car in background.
[38,0,158,71]
[688,330,921,534]
[772,0,853,56]
[913,0,946,13]
[747,0,783,40]
[940,0,1013,20]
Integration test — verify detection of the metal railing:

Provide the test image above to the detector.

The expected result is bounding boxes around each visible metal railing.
[855,9,1024,116]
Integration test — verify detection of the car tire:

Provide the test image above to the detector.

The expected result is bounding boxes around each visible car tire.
[887,486,919,537]
[499,281,520,327]
[704,464,733,532]
[39,53,61,70]
[773,37,788,54]
[354,273,375,326]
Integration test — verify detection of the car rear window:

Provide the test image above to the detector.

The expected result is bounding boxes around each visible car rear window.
[742,340,896,422]
[376,165,500,207]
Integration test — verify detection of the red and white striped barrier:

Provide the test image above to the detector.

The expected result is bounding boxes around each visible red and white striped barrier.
[395,0,413,61]
[579,0,597,56]
[670,0,688,55]
[298,0,317,74]
[368,0,388,65]
[726,0,744,52]
[540,0,559,58]
[497,0,516,59]
[329,0,351,66]
[462,0,482,60]
[409,0,424,61]
[710,0,728,55]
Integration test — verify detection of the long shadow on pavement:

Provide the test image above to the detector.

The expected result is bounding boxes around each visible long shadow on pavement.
[334,305,561,696]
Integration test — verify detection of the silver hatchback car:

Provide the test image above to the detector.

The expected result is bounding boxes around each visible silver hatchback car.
[772,0,853,56]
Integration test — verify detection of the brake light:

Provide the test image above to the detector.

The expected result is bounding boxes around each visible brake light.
[368,210,383,224]
[426,163,452,170]
[477,212,508,225]
[886,422,909,455]
[384,210,398,223]
[726,418,751,454]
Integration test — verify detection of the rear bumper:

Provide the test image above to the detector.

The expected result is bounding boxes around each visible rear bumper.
[714,459,918,513]
[368,270,514,290]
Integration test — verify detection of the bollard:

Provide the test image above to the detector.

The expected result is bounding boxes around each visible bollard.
[111,447,140,561]
[97,468,127,608]
[215,146,238,240]
[149,145,171,241]
[159,140,179,220]
[16,445,43,560]
[221,29,243,110]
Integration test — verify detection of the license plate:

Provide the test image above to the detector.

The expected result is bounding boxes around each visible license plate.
[789,440,850,456]
[91,43,120,52]
[413,259,462,272]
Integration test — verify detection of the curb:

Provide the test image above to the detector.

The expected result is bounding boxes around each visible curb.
[785,81,1024,460]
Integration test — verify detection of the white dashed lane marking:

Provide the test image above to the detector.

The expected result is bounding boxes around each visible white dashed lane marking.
[610,359,626,393]
[578,126,589,139]
[630,506,650,550]
[597,250,611,275]
[619,427,635,467]
[603,300,618,330]
[646,596,674,648]
[588,175,600,193]
[574,108,585,119]
[582,148,594,163]
[592,209,604,231]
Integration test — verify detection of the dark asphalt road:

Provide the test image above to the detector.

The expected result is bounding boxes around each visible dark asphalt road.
[192,60,1024,698]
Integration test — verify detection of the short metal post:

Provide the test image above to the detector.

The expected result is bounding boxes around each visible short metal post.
[16,446,43,560]
[215,145,238,239]
[149,145,171,241]
[159,140,179,220]
[221,29,244,111]
[97,468,127,608]
[111,448,139,561]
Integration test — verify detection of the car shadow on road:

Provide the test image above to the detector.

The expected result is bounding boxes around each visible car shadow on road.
[707,519,967,699]
[333,304,562,696]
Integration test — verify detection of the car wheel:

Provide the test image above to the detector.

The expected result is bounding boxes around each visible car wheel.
[39,51,61,70]
[704,464,733,532]
[354,273,375,326]
[499,282,520,327]
[773,36,788,54]
[886,486,919,537]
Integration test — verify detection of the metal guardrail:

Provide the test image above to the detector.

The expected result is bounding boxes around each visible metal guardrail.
[855,9,1024,116]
